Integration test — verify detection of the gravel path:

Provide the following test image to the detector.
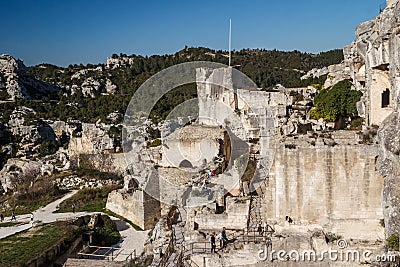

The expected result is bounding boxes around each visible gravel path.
[0,190,149,261]
[0,191,83,239]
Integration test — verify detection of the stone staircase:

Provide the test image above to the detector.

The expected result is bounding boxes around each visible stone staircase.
[165,223,185,266]
[162,208,187,267]
[153,198,271,266]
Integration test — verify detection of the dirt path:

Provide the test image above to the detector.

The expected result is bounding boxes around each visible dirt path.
[0,190,149,260]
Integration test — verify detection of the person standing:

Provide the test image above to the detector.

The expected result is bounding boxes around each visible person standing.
[209,233,216,253]
[11,210,16,221]
[221,227,228,248]
[0,213,4,222]
[30,213,34,223]
[258,223,263,236]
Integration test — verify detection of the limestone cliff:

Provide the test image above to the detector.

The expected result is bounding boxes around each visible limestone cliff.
[309,0,400,236]
[364,1,400,236]
[0,54,61,100]
[335,0,400,236]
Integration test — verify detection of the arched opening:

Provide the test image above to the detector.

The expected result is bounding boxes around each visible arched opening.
[179,160,193,168]
[381,88,390,108]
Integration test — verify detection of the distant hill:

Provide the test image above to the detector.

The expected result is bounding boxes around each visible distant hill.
[0,47,343,125]
[27,47,343,93]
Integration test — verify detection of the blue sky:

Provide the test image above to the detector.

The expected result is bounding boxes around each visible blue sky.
[0,0,382,66]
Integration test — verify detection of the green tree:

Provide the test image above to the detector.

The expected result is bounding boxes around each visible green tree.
[310,80,362,122]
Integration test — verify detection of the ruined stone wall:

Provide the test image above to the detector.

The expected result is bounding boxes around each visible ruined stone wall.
[266,144,384,240]
[159,125,225,169]
[321,1,400,126]
[359,0,400,236]
[196,67,289,131]
[194,197,250,230]
[68,123,114,156]
[370,69,393,125]
[106,189,161,230]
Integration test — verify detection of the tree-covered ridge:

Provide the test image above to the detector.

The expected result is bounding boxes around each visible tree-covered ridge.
[0,47,344,125]
[28,47,343,92]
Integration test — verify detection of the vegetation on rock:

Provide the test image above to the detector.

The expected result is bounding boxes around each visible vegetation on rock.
[310,80,362,122]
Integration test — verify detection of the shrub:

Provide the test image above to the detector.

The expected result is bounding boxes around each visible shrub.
[93,215,121,246]
[311,80,362,122]
[39,140,59,157]
[285,144,297,149]
[350,117,364,129]
[325,232,342,244]
[147,138,161,147]
[387,234,399,250]
[107,125,122,138]
[241,158,257,183]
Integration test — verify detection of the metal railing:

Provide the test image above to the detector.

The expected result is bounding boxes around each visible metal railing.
[180,226,274,260]
[77,245,135,263]
[159,237,175,267]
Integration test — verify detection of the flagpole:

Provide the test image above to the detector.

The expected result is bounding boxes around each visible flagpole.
[229,19,232,67]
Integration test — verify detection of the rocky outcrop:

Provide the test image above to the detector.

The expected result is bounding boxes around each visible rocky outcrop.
[0,54,61,100]
[372,1,400,236]
[106,55,136,69]
[67,123,115,156]
[300,66,329,80]
[81,77,101,98]
[0,151,70,192]
[377,112,400,236]
[67,76,118,97]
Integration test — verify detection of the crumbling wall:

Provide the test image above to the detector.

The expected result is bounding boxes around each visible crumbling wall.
[159,125,225,169]
[68,123,114,156]
[78,153,126,174]
[193,197,249,230]
[106,189,161,230]
[370,68,393,125]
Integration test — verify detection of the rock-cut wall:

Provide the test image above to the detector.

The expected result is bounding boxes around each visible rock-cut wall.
[266,144,384,240]
[316,0,400,236]
[354,0,400,236]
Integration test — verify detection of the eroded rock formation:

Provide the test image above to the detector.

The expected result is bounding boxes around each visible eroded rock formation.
[0,54,60,100]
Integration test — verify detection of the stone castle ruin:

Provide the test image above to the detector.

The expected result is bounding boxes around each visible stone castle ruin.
[103,1,400,265]
[0,1,399,266]
[194,66,384,240]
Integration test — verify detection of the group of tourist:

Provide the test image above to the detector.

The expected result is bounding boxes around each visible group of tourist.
[0,210,16,222]
[205,169,216,185]
[0,210,34,223]
[208,224,268,253]
[209,227,228,253]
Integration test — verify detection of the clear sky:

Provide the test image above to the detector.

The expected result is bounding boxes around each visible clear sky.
[0,0,382,67]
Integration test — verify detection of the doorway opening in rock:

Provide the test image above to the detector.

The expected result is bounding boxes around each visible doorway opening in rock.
[382,88,390,108]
